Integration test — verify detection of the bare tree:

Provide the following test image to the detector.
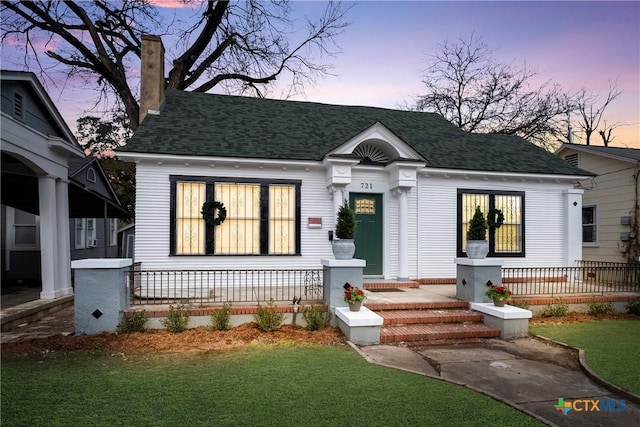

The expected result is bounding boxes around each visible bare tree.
[574,81,623,146]
[414,33,570,149]
[1,0,351,130]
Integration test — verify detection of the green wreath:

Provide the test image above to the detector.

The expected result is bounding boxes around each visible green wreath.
[487,208,505,229]
[202,201,227,226]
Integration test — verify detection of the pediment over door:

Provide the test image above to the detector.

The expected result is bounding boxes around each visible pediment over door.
[324,122,426,188]
[326,122,426,166]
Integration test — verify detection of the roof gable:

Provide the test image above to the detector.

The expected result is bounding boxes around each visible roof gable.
[557,143,640,164]
[1,70,83,155]
[122,90,590,176]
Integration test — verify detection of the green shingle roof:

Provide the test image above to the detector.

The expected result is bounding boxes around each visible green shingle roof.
[122,90,590,176]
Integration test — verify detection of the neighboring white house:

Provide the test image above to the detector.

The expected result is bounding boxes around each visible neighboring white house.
[1,70,130,300]
[117,36,592,281]
[556,143,640,264]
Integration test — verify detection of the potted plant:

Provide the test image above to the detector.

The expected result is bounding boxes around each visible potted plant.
[333,200,356,260]
[343,283,366,311]
[485,284,512,307]
[466,206,489,259]
[466,206,504,259]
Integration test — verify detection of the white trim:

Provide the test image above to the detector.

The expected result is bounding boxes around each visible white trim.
[421,167,591,183]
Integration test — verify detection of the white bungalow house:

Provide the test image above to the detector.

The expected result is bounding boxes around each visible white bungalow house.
[1,70,130,302]
[556,143,640,264]
[117,36,592,283]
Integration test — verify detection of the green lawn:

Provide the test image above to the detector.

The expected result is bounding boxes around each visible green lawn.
[530,319,640,395]
[2,344,542,426]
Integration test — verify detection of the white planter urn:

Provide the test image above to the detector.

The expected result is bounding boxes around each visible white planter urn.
[466,240,489,259]
[332,239,355,260]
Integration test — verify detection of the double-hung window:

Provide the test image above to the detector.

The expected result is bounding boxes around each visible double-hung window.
[458,189,525,257]
[171,176,301,255]
[582,205,597,245]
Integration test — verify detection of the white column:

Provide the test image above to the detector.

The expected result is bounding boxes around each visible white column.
[397,188,409,281]
[565,189,584,266]
[38,175,60,299]
[329,185,347,226]
[56,178,73,296]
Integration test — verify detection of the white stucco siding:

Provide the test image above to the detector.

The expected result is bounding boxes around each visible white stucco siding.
[416,174,578,278]
[134,162,334,270]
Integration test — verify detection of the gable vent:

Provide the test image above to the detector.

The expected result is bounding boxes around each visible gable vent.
[352,143,391,164]
[564,153,579,167]
[13,93,24,120]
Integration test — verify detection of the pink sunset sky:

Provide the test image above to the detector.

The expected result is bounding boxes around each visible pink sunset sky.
[2,1,639,148]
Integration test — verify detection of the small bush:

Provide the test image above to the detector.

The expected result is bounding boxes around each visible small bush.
[162,305,190,333]
[626,299,640,316]
[210,302,232,331]
[543,298,569,317]
[116,310,148,333]
[302,305,333,331]
[587,299,614,316]
[510,299,530,310]
[254,299,285,332]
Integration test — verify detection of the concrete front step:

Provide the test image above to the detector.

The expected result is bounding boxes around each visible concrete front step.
[377,309,484,325]
[379,323,501,344]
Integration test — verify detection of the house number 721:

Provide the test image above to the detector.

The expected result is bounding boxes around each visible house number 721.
[360,182,373,189]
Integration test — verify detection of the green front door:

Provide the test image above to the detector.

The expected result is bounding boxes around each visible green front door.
[349,193,383,276]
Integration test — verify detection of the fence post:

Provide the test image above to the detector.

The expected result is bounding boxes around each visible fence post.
[71,258,132,334]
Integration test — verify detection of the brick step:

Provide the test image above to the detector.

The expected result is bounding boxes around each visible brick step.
[363,281,420,290]
[379,323,500,344]
[366,300,469,311]
[377,309,484,325]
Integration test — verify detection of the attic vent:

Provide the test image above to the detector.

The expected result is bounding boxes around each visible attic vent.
[352,143,390,164]
[13,92,24,120]
[86,167,96,183]
[564,153,579,167]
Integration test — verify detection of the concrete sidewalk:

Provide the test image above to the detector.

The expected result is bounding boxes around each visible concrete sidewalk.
[356,339,640,427]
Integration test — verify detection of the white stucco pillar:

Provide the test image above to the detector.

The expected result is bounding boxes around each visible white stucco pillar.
[38,175,61,299]
[565,189,584,266]
[56,178,73,296]
[396,188,409,281]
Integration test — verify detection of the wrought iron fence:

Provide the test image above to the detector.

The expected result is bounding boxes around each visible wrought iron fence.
[128,264,323,305]
[503,261,640,296]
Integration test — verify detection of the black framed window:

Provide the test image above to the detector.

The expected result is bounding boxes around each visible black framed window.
[582,205,597,245]
[170,176,301,256]
[457,189,525,257]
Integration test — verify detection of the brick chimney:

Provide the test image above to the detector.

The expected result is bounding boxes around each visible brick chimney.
[139,34,165,125]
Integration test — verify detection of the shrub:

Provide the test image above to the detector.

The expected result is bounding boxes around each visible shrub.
[254,299,285,332]
[210,302,232,331]
[161,305,190,333]
[543,298,569,317]
[510,299,530,310]
[302,305,333,331]
[116,310,148,333]
[467,206,487,240]
[587,299,614,316]
[626,299,640,316]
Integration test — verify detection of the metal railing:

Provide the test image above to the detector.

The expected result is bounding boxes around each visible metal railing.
[128,264,323,305]
[502,261,640,296]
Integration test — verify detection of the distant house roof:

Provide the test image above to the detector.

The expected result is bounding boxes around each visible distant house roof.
[122,90,590,176]
[1,69,84,156]
[68,157,131,218]
[557,143,640,164]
